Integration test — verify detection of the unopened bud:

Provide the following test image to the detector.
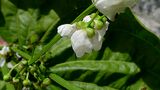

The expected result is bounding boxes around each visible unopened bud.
[94,20,104,30]
[85,28,95,38]
[3,74,11,81]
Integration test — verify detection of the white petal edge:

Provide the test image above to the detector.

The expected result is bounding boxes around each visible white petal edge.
[0,57,6,67]
[92,0,138,21]
[57,24,77,37]
[71,30,92,57]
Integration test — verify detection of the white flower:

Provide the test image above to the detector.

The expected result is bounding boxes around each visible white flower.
[0,46,10,67]
[57,24,77,37]
[7,62,14,68]
[0,57,6,67]
[71,30,92,57]
[22,87,30,90]
[0,46,10,55]
[57,15,109,57]
[70,25,109,57]
[92,0,138,21]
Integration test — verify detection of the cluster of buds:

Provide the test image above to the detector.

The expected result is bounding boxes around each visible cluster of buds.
[3,59,51,89]
[58,13,109,57]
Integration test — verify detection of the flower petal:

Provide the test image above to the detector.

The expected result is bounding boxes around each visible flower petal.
[83,15,91,22]
[57,24,77,37]
[90,32,103,51]
[0,57,6,67]
[92,0,137,21]
[0,46,10,55]
[71,30,92,57]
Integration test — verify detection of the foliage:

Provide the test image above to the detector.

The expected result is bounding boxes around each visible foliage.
[0,0,160,90]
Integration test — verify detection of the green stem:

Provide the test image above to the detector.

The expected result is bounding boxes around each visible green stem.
[87,11,99,27]
[8,63,20,74]
[28,34,61,65]
[26,72,29,79]
[72,4,95,23]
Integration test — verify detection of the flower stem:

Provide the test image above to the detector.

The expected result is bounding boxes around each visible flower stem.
[87,11,99,27]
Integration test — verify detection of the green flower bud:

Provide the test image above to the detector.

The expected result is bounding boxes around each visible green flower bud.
[90,13,96,18]
[85,28,95,38]
[39,64,46,72]
[12,77,19,83]
[95,15,101,20]
[42,78,51,86]
[102,17,107,22]
[76,21,87,29]
[23,79,31,86]
[94,20,104,30]
[30,66,36,74]
[3,74,11,81]
[21,60,28,65]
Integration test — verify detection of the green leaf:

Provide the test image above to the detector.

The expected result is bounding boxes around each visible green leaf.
[46,85,61,90]
[1,64,9,76]
[45,37,71,59]
[103,8,160,89]
[126,79,152,90]
[49,74,82,90]
[50,61,140,75]
[0,81,6,90]
[5,82,15,90]
[108,75,131,89]
[70,81,118,90]
[28,34,61,65]
[0,0,17,42]
[39,10,60,43]
[11,47,31,60]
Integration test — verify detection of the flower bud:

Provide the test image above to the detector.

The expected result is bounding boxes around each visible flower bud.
[90,13,96,18]
[3,74,11,81]
[76,21,87,29]
[94,20,104,30]
[23,79,31,86]
[85,28,95,38]
[102,17,107,23]
[41,78,51,86]
[12,77,19,83]
[21,60,28,65]
[40,63,46,73]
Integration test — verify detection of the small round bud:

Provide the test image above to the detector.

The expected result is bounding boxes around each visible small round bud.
[85,28,95,38]
[76,21,87,29]
[12,77,19,83]
[3,74,11,81]
[21,60,27,65]
[90,13,96,18]
[102,17,107,22]
[42,78,51,86]
[94,20,104,30]
[23,79,31,86]
[40,64,46,72]
[30,66,36,74]
[95,15,101,20]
